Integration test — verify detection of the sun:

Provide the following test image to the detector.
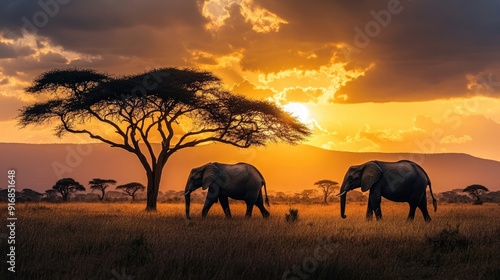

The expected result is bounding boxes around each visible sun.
[283,102,310,123]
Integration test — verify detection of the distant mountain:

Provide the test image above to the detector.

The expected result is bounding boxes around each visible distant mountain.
[1,143,499,193]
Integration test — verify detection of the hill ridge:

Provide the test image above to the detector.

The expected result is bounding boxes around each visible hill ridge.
[1,143,499,193]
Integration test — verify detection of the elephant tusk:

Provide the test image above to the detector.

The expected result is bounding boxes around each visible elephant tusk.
[336,190,347,197]
[182,191,191,196]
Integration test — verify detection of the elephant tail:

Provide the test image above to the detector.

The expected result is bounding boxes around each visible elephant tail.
[253,165,270,207]
[428,180,437,212]
[416,162,437,212]
[263,181,270,207]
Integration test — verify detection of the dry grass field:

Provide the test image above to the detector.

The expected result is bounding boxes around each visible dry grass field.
[2,202,499,279]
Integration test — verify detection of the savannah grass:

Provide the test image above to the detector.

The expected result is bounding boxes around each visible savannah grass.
[1,202,498,279]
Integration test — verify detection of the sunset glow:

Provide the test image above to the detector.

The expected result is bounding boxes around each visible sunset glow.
[2,2,500,279]
[283,102,310,124]
[0,0,499,163]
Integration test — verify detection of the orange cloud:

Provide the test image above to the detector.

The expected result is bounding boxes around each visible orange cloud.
[201,0,287,33]
[231,79,276,100]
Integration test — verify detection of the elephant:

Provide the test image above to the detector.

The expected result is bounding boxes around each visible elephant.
[184,162,270,219]
[337,160,437,222]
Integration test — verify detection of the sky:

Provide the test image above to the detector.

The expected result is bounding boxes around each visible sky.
[1,0,500,160]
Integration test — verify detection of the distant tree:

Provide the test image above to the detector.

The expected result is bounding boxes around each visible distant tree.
[44,189,60,201]
[116,182,146,201]
[438,191,471,204]
[21,188,43,201]
[483,191,500,203]
[314,179,339,204]
[463,184,489,204]
[18,68,311,211]
[274,191,288,203]
[52,178,85,201]
[300,189,319,203]
[346,190,366,202]
[89,178,117,201]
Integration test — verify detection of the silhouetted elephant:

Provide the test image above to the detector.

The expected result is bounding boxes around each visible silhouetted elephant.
[338,160,437,221]
[184,162,270,219]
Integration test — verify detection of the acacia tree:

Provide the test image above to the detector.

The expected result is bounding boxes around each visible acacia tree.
[44,189,60,201]
[89,178,117,201]
[116,182,145,201]
[18,68,311,211]
[52,178,85,201]
[21,188,43,201]
[314,179,339,204]
[463,184,489,204]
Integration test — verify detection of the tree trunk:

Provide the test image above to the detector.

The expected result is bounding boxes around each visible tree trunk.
[100,190,105,201]
[145,165,163,211]
[62,191,68,202]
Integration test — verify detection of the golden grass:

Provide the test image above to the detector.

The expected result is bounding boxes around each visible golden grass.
[2,202,499,279]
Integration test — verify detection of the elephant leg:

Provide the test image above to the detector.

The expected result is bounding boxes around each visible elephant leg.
[201,197,217,218]
[366,200,374,221]
[218,195,232,218]
[407,203,417,221]
[418,197,432,222]
[255,191,270,218]
[245,202,254,218]
[368,191,382,220]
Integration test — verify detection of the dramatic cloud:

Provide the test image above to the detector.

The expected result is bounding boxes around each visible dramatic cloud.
[202,0,288,33]
[0,41,34,58]
[1,0,500,161]
[1,0,497,102]
[231,79,276,100]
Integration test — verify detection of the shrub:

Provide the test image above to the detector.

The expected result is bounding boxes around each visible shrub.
[285,208,299,223]
[426,224,469,253]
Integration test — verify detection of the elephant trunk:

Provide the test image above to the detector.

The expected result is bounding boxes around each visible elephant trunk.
[340,192,347,219]
[184,191,191,219]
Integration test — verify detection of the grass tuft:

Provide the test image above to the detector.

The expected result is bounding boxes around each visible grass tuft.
[426,224,470,253]
[285,207,299,223]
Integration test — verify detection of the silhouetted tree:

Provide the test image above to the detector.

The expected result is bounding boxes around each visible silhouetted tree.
[438,191,472,203]
[44,189,60,201]
[52,178,85,201]
[116,182,145,201]
[21,188,43,201]
[300,189,319,203]
[463,184,489,204]
[89,178,117,201]
[18,68,311,211]
[314,179,339,204]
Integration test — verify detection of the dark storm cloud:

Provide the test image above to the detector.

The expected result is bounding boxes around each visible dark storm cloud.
[1,0,499,103]
[0,42,34,58]
[0,0,209,58]
[254,0,500,102]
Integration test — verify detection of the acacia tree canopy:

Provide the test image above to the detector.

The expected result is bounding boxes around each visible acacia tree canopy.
[463,184,489,202]
[89,178,117,201]
[52,178,85,201]
[116,182,146,201]
[19,67,311,211]
[314,179,339,204]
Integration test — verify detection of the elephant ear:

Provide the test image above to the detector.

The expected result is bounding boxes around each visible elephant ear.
[361,162,382,192]
[202,163,220,198]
